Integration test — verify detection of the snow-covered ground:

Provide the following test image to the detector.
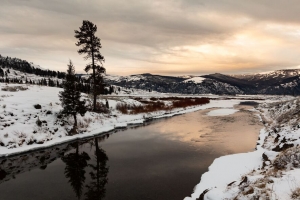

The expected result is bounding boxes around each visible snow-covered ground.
[185,96,300,200]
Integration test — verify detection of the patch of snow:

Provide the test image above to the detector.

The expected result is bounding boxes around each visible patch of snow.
[206,108,238,116]
[183,77,205,83]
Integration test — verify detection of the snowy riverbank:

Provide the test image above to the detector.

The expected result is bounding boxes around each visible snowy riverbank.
[185,97,300,200]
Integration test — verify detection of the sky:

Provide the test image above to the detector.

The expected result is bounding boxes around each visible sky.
[1,0,300,76]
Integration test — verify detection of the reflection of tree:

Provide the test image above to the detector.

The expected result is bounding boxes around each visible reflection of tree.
[85,138,109,200]
[0,169,7,181]
[62,142,90,199]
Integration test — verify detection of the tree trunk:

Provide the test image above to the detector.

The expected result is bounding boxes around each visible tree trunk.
[73,113,77,127]
[91,36,96,112]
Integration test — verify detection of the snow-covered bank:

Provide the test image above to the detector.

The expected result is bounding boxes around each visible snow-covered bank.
[0,83,255,157]
[185,97,300,200]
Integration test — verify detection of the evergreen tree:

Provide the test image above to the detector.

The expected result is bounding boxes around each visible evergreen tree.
[59,60,87,130]
[75,20,105,111]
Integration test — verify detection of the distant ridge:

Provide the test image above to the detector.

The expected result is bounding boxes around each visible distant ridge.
[2,54,300,95]
[0,54,65,78]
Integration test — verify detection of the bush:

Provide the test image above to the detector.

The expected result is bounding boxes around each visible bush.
[274,146,300,170]
[46,110,52,115]
[116,103,129,114]
[34,104,42,109]
[172,97,209,108]
[95,102,110,114]
[36,117,42,127]
[116,97,210,115]
[1,86,28,92]
[291,188,300,200]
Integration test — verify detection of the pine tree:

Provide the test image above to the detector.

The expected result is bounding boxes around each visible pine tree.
[75,20,105,111]
[59,60,87,131]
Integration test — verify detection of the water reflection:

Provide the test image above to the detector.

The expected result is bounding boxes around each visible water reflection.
[85,138,109,200]
[61,142,90,199]
[0,135,110,200]
[0,143,73,184]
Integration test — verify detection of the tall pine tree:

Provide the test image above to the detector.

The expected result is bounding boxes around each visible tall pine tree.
[59,60,87,131]
[75,20,105,111]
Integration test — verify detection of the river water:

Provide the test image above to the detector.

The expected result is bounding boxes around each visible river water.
[0,107,260,200]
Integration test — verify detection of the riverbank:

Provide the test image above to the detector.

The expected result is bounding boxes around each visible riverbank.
[0,83,263,157]
[185,97,300,200]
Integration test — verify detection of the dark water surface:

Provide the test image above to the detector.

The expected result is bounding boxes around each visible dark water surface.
[0,110,258,200]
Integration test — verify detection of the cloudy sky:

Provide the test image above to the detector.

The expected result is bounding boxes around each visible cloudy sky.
[1,0,300,75]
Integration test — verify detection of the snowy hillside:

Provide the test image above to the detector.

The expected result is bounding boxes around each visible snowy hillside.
[0,67,63,84]
[105,73,244,95]
[232,69,300,82]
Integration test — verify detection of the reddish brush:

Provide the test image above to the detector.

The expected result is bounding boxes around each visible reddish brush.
[116,97,210,115]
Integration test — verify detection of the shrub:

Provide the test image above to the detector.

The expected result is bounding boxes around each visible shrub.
[1,86,28,92]
[291,187,300,200]
[46,110,52,115]
[274,146,300,170]
[116,97,210,114]
[36,117,42,127]
[172,97,209,108]
[94,102,110,114]
[34,104,42,109]
[116,103,128,114]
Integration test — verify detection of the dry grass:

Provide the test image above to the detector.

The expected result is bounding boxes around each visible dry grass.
[117,97,210,114]
[1,86,28,92]
[274,146,300,170]
[291,187,300,199]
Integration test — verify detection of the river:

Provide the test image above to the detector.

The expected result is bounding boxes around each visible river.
[0,105,261,200]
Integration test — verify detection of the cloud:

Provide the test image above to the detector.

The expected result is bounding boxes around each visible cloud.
[0,0,300,75]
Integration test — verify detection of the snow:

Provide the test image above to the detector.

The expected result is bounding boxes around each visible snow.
[185,96,300,200]
[206,108,238,116]
[183,77,205,83]
[185,149,264,200]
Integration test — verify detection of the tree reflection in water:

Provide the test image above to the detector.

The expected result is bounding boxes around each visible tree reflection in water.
[62,136,109,200]
[85,137,109,200]
[0,134,109,200]
[61,141,90,199]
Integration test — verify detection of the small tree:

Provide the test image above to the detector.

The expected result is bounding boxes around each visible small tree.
[75,20,105,111]
[59,60,87,131]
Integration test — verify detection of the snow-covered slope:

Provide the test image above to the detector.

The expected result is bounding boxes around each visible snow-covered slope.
[232,69,300,83]
[105,73,244,95]
[1,67,63,84]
